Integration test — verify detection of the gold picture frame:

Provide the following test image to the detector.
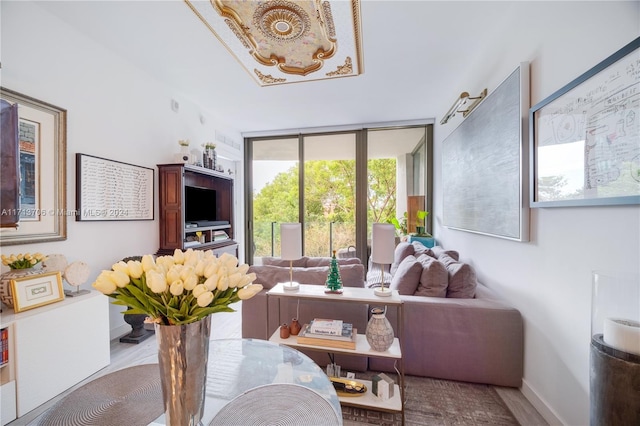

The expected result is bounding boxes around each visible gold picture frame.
[10,271,65,313]
[0,88,67,245]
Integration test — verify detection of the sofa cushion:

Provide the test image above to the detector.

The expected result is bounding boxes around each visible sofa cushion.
[411,241,431,258]
[390,242,415,275]
[389,255,422,295]
[438,254,477,298]
[429,246,460,261]
[306,257,361,267]
[415,254,448,297]
[248,264,365,289]
[261,256,308,267]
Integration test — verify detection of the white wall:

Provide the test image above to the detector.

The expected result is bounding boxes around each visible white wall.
[1,1,244,339]
[432,2,640,425]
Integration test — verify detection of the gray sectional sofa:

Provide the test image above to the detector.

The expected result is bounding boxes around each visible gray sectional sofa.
[242,245,524,388]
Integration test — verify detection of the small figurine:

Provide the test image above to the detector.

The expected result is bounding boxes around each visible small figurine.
[325,250,343,294]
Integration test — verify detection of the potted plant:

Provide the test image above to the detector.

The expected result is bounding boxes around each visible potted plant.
[389,212,408,236]
[415,210,430,236]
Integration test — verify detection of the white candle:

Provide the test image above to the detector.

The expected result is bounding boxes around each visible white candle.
[603,317,640,356]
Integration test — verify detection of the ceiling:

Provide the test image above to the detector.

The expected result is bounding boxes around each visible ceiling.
[184,0,364,86]
[33,1,516,134]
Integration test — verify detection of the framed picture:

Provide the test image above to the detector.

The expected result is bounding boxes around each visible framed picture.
[10,271,65,313]
[76,154,154,221]
[0,88,67,245]
[443,63,530,241]
[530,37,640,207]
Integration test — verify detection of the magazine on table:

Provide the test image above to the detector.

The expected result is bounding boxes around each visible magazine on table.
[304,320,353,341]
[309,318,344,335]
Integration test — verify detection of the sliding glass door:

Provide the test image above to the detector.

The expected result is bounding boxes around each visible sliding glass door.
[367,127,431,239]
[246,124,432,266]
[249,137,299,259]
[303,133,356,257]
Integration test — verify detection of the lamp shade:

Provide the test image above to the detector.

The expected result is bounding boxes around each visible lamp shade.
[280,223,302,261]
[371,223,395,265]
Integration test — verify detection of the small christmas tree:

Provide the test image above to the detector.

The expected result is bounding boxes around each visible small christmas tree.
[325,250,343,294]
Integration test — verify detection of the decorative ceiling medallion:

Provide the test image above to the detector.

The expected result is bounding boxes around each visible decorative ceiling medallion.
[326,56,352,77]
[185,0,363,86]
[255,69,287,84]
[253,1,310,42]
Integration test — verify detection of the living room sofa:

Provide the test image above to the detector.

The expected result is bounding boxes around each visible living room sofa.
[365,242,524,387]
[242,246,524,388]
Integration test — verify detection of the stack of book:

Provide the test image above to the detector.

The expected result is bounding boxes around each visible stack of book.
[1,328,9,367]
[296,319,357,350]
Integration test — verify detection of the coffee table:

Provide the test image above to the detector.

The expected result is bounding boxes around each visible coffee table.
[152,338,341,425]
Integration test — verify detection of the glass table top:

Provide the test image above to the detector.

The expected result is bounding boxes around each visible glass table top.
[152,338,341,425]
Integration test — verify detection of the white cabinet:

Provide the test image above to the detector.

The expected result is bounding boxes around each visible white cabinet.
[1,323,16,426]
[0,380,16,426]
[0,290,110,419]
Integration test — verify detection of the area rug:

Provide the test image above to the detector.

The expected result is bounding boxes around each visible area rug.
[37,365,518,426]
[36,364,163,426]
[342,372,519,426]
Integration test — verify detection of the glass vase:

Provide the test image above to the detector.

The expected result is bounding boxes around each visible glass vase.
[365,307,394,352]
[155,315,211,426]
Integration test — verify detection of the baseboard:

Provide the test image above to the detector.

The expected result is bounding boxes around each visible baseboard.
[521,378,565,425]
[110,324,131,341]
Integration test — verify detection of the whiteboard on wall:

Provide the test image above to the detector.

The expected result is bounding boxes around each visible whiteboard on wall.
[442,63,530,241]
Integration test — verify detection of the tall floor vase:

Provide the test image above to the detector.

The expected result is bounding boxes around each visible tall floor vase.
[155,315,211,426]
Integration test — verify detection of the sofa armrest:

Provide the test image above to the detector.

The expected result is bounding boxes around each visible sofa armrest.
[370,289,523,387]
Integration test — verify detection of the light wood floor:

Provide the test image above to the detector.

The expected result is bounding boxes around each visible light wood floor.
[13,302,548,426]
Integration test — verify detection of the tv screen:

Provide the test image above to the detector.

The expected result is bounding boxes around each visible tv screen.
[185,185,216,224]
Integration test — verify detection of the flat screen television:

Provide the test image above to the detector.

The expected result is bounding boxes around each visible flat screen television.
[184,185,217,225]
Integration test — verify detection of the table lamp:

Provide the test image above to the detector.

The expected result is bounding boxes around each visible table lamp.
[280,222,302,291]
[371,223,395,297]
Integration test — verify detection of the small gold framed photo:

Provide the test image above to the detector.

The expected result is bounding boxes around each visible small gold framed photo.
[10,271,65,313]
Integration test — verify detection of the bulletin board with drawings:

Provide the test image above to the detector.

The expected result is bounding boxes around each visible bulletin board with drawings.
[530,37,640,207]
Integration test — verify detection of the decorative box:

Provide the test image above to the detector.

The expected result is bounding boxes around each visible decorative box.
[407,236,436,248]
[372,373,394,400]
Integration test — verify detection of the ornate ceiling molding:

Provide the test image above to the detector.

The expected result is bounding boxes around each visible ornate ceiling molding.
[185,0,363,86]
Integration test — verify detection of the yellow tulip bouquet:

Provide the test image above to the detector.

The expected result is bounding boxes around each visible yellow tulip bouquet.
[1,252,47,269]
[92,249,262,325]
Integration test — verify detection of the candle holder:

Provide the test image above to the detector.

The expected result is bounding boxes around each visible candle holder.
[590,271,640,425]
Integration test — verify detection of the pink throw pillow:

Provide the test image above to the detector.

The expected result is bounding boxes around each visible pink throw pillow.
[411,241,431,258]
[415,254,448,297]
[389,255,422,295]
[430,246,460,261]
[438,254,477,298]
[390,242,415,275]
